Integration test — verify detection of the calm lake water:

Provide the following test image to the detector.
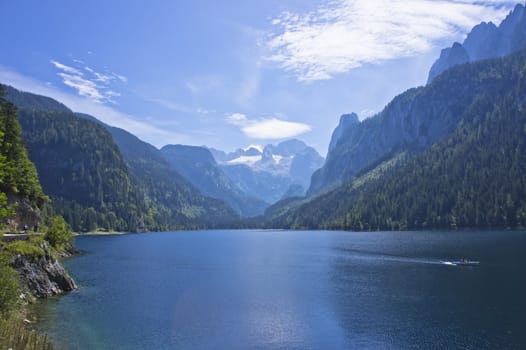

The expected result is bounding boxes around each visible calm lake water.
[35,230,526,349]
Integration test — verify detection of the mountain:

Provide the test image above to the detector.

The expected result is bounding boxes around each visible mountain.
[0,87,46,230]
[264,49,526,230]
[3,85,238,231]
[75,114,239,229]
[14,104,143,232]
[3,85,142,232]
[328,113,359,152]
[427,3,526,83]
[308,38,526,196]
[160,144,268,217]
[212,139,324,204]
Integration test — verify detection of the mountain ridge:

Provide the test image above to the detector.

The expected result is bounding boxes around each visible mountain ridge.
[427,3,526,83]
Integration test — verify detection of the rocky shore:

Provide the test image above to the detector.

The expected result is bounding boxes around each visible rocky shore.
[6,239,77,299]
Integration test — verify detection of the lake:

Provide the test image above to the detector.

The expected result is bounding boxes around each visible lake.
[35,230,526,349]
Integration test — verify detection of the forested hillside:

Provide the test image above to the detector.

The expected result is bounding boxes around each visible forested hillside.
[265,49,526,230]
[18,108,142,232]
[77,114,240,229]
[4,86,239,231]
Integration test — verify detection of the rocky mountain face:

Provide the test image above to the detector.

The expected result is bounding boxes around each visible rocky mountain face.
[211,139,324,204]
[427,3,526,83]
[160,145,268,217]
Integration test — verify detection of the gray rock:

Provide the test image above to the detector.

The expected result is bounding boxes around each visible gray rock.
[11,243,77,298]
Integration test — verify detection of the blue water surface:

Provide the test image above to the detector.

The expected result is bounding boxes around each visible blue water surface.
[36,230,526,349]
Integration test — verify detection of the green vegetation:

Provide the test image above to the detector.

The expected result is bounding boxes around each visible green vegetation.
[4,239,44,261]
[0,253,19,317]
[17,107,142,232]
[0,86,47,227]
[44,216,73,249]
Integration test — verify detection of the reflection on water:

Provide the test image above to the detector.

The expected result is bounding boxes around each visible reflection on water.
[35,230,526,349]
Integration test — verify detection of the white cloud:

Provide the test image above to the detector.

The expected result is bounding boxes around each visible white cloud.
[226,113,248,126]
[268,0,517,81]
[0,65,191,148]
[50,59,128,104]
[226,113,311,139]
[50,60,83,75]
[57,72,105,102]
[243,118,311,139]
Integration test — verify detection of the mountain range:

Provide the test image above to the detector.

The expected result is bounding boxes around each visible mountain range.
[210,139,324,204]
[160,144,268,217]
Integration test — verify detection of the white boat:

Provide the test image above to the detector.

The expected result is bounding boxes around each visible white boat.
[441,259,480,266]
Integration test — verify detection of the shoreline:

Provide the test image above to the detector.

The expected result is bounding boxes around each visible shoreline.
[74,231,129,236]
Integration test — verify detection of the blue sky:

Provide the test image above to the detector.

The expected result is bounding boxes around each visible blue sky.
[0,0,519,155]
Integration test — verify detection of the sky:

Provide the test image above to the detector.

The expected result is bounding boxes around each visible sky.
[0,0,520,155]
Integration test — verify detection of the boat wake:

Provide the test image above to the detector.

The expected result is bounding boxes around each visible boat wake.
[334,247,479,267]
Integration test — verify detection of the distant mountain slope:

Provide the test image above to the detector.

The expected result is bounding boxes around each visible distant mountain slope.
[265,49,526,230]
[160,145,268,217]
[428,3,526,83]
[76,114,239,229]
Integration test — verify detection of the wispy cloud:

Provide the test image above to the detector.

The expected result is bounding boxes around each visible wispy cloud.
[185,75,223,95]
[226,113,311,139]
[146,97,214,115]
[50,59,127,103]
[0,65,192,148]
[268,0,517,81]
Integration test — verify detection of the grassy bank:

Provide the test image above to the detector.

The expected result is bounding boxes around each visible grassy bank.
[0,318,54,350]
